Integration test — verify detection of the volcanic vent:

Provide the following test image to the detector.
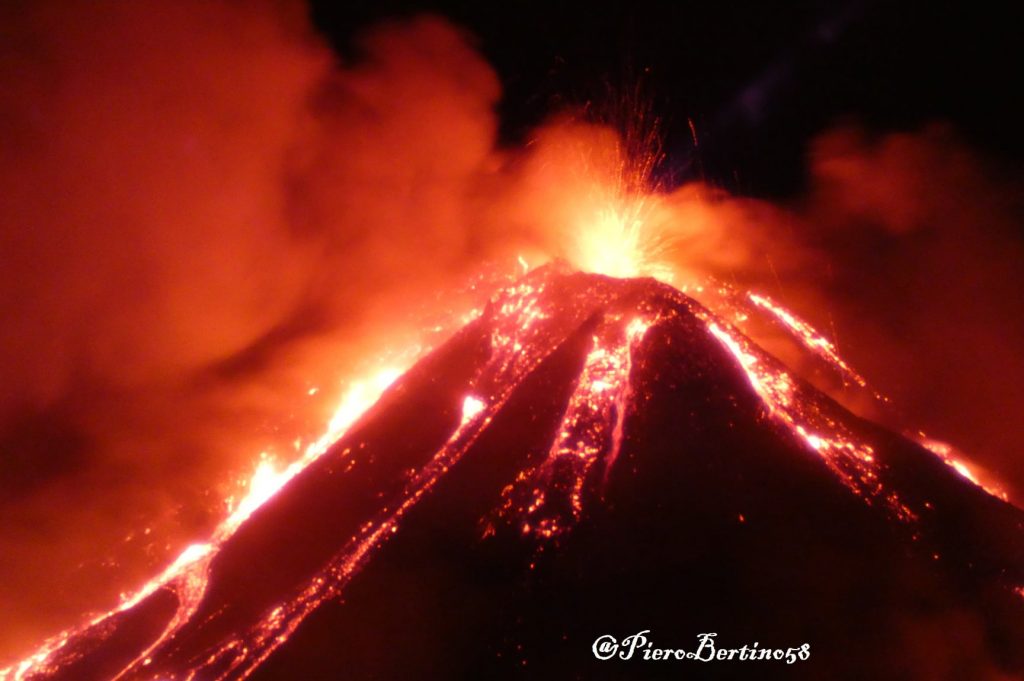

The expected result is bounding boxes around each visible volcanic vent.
[8,264,1024,680]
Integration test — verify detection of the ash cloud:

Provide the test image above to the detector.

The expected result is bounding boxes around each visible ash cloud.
[0,0,1022,666]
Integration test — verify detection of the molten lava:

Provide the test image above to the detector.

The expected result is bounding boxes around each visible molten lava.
[3,131,1023,679]
[5,259,1024,680]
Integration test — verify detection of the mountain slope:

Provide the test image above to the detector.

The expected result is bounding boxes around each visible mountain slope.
[16,266,1024,680]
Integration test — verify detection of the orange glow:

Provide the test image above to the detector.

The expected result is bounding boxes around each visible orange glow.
[5,112,1018,680]
[706,320,915,522]
[919,437,1010,502]
[223,365,405,534]
[0,361,415,681]
[461,395,486,423]
[501,314,651,542]
[569,198,673,281]
[4,258,1017,679]
[519,120,677,283]
[747,292,870,389]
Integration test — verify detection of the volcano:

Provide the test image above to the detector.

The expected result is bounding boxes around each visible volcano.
[8,265,1024,680]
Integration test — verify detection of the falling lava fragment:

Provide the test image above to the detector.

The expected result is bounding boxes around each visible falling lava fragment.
[7,265,1024,680]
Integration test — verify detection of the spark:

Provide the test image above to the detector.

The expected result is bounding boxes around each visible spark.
[569,200,675,282]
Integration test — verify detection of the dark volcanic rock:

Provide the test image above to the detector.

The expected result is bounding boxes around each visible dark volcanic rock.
[22,267,1024,680]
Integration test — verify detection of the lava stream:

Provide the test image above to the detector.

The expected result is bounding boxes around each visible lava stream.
[4,264,1018,680]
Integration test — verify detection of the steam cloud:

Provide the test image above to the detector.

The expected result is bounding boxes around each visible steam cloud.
[0,0,1021,665]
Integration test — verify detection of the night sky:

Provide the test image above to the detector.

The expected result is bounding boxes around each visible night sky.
[309,0,1024,197]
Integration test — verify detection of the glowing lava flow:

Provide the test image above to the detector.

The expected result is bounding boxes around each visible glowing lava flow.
[747,292,870,389]
[0,364,412,681]
[501,315,651,543]
[919,437,1010,503]
[139,276,663,679]
[176,394,493,681]
[0,271,646,680]
[4,259,1018,679]
[681,281,1008,506]
[740,293,1009,504]
[705,319,916,522]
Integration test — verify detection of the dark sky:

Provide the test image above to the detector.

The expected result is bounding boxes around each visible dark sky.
[309,0,1024,197]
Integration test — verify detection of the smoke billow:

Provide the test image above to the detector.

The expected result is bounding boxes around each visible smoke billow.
[0,1,506,655]
[1,0,1022,665]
